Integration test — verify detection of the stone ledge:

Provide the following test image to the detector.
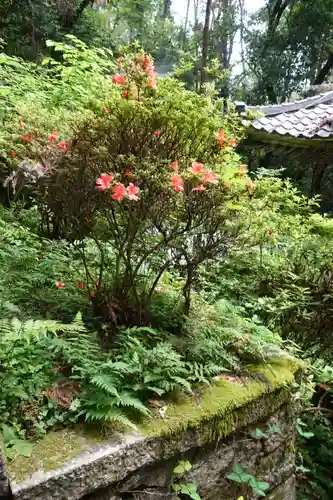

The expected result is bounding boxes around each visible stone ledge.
[4,358,300,500]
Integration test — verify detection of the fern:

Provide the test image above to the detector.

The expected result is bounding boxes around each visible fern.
[90,374,120,397]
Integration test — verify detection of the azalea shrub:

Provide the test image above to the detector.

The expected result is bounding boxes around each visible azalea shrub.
[36,51,253,326]
[0,36,118,203]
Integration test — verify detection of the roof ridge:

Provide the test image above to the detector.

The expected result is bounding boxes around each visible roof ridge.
[248,91,333,116]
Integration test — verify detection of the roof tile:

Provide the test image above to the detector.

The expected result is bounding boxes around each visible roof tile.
[248,93,333,139]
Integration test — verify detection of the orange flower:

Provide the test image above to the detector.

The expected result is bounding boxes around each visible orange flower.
[147,76,157,89]
[127,183,140,201]
[58,140,69,151]
[218,129,226,148]
[96,174,114,191]
[192,184,206,192]
[21,134,33,144]
[203,171,218,185]
[266,227,273,235]
[171,174,184,192]
[11,152,17,158]
[48,130,59,144]
[112,74,126,85]
[191,162,205,174]
[229,138,237,148]
[170,161,179,172]
[112,183,126,201]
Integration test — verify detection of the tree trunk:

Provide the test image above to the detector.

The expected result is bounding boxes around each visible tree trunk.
[314,52,333,85]
[200,0,213,91]
[62,0,93,29]
[162,0,172,19]
[183,0,191,44]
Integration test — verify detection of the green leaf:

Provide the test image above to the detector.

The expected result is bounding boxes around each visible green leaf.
[1,424,17,445]
[172,484,181,492]
[251,427,268,439]
[173,460,192,474]
[226,472,243,484]
[15,440,33,458]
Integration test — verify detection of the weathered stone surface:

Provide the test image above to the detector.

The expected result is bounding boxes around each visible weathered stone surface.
[267,475,296,500]
[0,452,11,500]
[5,360,300,500]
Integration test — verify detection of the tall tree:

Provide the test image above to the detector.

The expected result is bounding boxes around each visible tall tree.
[200,0,213,90]
[245,0,333,104]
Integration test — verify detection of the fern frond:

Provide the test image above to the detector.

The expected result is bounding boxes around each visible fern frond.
[83,407,137,429]
[115,393,150,416]
[90,374,120,397]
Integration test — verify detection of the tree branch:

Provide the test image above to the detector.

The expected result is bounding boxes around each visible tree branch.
[313,52,333,85]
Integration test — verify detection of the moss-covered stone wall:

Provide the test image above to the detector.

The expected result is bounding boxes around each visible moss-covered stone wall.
[3,359,300,500]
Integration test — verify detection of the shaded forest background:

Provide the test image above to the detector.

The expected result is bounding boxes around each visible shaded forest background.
[3,0,333,104]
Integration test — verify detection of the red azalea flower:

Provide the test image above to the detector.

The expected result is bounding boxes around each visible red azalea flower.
[192,184,206,192]
[48,130,59,144]
[171,174,184,192]
[77,283,85,290]
[153,130,161,137]
[143,55,153,69]
[58,140,69,151]
[127,183,140,201]
[191,162,205,175]
[122,91,129,99]
[21,134,33,144]
[11,152,17,158]
[56,281,64,289]
[218,128,226,148]
[112,74,126,85]
[203,171,218,185]
[147,77,157,89]
[112,183,126,201]
[96,174,114,191]
[89,290,95,297]
[229,138,237,148]
[170,161,179,172]
[266,227,273,235]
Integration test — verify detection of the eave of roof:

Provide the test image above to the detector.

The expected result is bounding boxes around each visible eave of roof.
[246,91,333,140]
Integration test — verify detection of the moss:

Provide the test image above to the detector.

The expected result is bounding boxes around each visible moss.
[6,358,301,483]
[7,429,89,483]
[139,358,301,438]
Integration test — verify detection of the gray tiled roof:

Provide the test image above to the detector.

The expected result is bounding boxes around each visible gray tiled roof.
[248,91,333,139]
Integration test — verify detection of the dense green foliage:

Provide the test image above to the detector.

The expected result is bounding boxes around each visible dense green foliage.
[2,2,333,493]
[0,41,293,474]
